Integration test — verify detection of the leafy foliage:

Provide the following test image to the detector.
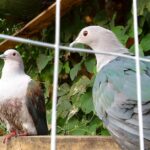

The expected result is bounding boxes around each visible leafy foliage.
[0,0,150,136]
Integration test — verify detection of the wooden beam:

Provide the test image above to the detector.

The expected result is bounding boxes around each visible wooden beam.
[0,136,121,150]
[0,0,82,51]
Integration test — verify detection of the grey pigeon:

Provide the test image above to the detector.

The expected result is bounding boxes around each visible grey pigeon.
[0,49,48,143]
[70,26,150,150]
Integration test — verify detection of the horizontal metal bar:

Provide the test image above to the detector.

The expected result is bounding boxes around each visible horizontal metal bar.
[0,34,150,63]
[0,34,55,49]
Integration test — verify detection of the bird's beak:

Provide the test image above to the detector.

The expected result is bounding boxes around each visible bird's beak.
[0,54,6,59]
[70,41,78,47]
[69,37,81,47]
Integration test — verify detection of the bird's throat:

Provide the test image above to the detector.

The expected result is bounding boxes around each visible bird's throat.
[96,54,117,72]
[1,61,25,79]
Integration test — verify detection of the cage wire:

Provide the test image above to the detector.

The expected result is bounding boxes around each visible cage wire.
[51,0,61,149]
[133,0,144,150]
[0,0,147,149]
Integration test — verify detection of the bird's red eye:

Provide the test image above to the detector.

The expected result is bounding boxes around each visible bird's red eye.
[13,53,16,56]
[83,31,88,36]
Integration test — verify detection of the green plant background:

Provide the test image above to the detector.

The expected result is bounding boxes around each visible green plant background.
[0,0,150,136]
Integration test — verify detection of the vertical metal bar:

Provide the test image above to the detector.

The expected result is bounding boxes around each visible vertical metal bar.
[133,0,144,149]
[51,0,61,149]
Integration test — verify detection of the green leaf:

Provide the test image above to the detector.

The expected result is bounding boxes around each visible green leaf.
[138,0,150,15]
[64,30,72,42]
[36,54,52,73]
[80,91,94,114]
[63,62,70,73]
[67,105,79,121]
[44,80,51,98]
[64,118,79,131]
[69,127,87,135]
[93,11,108,25]
[57,99,72,119]
[140,34,150,52]
[59,61,63,73]
[64,118,89,135]
[0,61,4,77]
[58,83,70,96]
[101,129,110,136]
[129,44,144,56]
[128,26,142,38]
[46,110,51,125]
[111,26,129,45]
[87,123,98,135]
[84,58,96,73]
[71,43,85,49]
[70,63,81,80]
[69,76,91,96]
[88,117,102,135]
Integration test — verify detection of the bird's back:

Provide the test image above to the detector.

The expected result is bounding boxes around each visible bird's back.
[93,57,150,149]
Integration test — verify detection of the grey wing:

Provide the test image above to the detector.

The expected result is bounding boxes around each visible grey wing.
[26,80,48,135]
[93,57,150,149]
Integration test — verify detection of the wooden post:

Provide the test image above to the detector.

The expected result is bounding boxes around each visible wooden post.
[0,136,121,150]
[0,0,82,51]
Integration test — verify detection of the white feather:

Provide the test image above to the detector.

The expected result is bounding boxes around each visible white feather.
[0,49,37,134]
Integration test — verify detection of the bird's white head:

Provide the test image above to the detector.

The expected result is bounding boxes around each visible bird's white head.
[0,49,23,62]
[70,26,127,52]
[70,26,106,48]
[70,26,129,71]
[0,49,25,79]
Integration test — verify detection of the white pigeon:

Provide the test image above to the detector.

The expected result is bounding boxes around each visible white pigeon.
[0,49,48,143]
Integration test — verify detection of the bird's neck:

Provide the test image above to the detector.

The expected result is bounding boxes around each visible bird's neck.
[90,41,129,72]
[1,60,25,79]
[95,55,117,72]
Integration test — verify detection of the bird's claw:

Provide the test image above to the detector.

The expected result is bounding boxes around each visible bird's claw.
[3,131,17,144]
[3,131,28,144]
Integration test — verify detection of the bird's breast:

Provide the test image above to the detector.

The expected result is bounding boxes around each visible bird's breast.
[0,76,31,102]
[0,98,24,131]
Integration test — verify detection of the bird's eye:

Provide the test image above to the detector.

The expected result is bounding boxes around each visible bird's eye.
[13,53,16,56]
[83,31,88,36]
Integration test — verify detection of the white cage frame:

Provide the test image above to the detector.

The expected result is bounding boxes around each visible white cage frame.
[0,0,148,150]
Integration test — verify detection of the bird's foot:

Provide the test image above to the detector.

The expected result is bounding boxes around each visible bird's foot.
[3,131,28,144]
[3,131,17,144]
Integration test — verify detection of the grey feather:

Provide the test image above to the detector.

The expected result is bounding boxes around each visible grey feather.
[93,57,150,149]
[26,80,48,135]
[70,25,150,150]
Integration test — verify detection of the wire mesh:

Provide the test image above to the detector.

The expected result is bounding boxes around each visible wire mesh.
[133,0,144,149]
[0,0,147,150]
[51,0,61,149]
